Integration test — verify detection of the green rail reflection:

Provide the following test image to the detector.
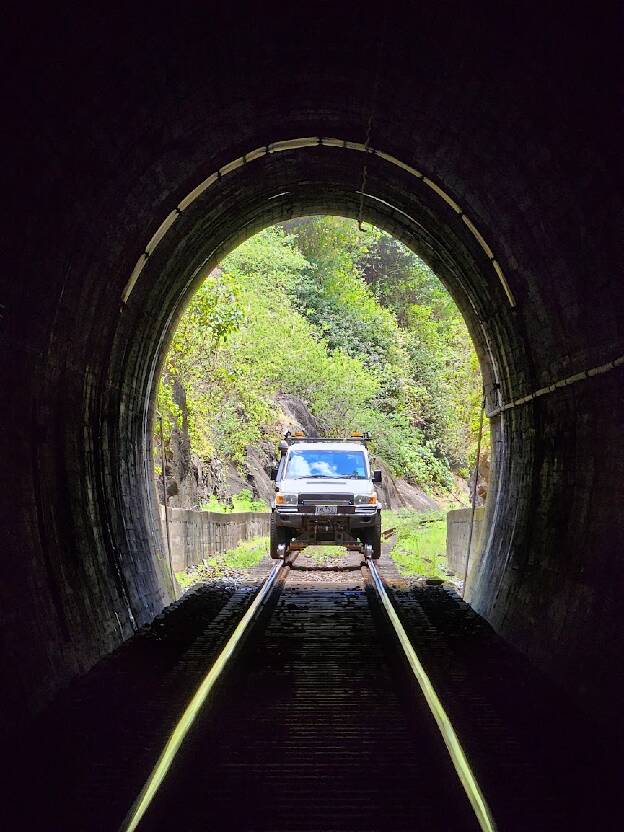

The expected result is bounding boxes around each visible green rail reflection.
[366,559,498,832]
[119,561,283,832]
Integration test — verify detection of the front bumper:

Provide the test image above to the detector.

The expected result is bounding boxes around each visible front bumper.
[275,505,378,530]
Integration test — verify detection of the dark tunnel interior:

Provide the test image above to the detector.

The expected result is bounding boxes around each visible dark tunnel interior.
[2,3,624,746]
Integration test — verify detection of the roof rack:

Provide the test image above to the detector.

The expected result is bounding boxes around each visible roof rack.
[283,430,371,445]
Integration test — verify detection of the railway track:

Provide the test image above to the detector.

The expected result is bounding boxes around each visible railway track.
[120,555,496,832]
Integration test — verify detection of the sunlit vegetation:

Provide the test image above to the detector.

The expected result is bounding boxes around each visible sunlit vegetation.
[200,489,269,513]
[175,536,268,588]
[299,545,347,564]
[158,216,484,494]
[383,510,452,579]
[175,510,455,589]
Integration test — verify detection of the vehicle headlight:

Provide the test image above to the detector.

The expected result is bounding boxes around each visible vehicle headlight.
[275,493,298,506]
[354,493,377,505]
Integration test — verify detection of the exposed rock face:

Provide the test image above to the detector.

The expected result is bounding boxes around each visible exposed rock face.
[243,442,276,503]
[158,378,219,509]
[372,458,440,512]
[275,394,323,437]
[167,379,200,508]
[221,443,275,504]
[161,391,440,511]
[161,394,306,507]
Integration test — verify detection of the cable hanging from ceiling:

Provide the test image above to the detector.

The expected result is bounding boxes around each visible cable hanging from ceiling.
[357,14,389,232]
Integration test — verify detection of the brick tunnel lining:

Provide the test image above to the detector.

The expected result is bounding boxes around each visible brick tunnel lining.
[2,4,624,735]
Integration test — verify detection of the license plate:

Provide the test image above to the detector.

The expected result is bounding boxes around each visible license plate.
[315,505,338,515]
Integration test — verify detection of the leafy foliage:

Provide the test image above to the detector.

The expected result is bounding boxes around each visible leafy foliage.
[175,535,268,588]
[157,218,484,493]
[200,489,269,513]
[383,510,451,579]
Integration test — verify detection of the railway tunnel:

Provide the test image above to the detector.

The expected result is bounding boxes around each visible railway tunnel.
[2,0,623,763]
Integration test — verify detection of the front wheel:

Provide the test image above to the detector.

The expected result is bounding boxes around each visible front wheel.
[361,512,382,559]
[270,512,290,559]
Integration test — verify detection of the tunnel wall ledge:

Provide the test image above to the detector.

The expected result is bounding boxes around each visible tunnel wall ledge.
[160,507,271,572]
[446,507,486,581]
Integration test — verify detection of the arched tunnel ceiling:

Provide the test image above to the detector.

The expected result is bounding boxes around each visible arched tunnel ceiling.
[125,144,515,394]
[1,4,624,735]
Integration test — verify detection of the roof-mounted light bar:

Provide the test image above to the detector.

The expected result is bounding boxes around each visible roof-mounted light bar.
[283,431,371,445]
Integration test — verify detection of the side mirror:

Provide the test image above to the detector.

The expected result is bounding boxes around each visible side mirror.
[372,470,382,483]
[270,466,278,481]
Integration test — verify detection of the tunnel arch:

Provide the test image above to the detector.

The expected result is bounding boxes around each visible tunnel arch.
[3,4,624,738]
[108,141,522,629]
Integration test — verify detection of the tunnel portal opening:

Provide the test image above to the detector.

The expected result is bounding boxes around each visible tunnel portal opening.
[114,142,515,621]
[152,210,490,593]
[20,140,526,732]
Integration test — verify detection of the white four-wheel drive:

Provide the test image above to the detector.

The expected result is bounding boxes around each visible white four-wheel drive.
[270,432,382,560]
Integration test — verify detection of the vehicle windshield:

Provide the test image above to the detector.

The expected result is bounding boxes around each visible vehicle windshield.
[285,448,368,479]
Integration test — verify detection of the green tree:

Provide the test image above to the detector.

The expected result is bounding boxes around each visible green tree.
[157,218,483,494]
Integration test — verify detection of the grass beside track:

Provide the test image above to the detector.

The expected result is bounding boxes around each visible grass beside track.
[293,512,455,578]
[176,536,268,589]
[301,545,346,563]
[383,510,453,580]
[176,510,457,590]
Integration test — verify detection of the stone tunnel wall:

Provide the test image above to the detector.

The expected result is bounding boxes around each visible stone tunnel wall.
[447,507,486,580]
[2,5,624,737]
[161,508,270,572]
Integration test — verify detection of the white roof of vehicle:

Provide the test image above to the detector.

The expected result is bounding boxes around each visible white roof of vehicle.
[287,441,368,452]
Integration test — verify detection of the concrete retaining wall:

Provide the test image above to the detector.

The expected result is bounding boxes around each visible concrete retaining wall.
[160,507,270,572]
[446,507,486,580]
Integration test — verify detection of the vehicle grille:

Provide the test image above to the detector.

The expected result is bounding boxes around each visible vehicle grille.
[298,494,355,506]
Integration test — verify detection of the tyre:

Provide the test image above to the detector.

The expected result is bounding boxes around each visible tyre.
[361,512,382,559]
[270,512,290,559]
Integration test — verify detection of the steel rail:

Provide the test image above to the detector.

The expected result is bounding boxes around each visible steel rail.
[119,559,290,832]
[364,558,498,832]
